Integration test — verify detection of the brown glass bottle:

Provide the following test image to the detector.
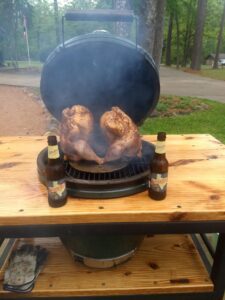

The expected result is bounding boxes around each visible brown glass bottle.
[46,135,67,207]
[148,132,168,200]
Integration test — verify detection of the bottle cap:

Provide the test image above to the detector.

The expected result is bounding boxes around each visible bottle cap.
[47,135,57,146]
[157,132,166,141]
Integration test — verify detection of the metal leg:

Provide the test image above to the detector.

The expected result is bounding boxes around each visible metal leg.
[211,233,225,300]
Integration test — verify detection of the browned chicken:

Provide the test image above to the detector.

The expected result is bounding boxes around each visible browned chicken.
[100,106,142,162]
[60,105,103,164]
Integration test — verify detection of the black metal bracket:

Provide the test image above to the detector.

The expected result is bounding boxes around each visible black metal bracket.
[61,9,138,48]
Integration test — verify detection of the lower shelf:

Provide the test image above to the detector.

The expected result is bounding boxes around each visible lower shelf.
[0,234,213,298]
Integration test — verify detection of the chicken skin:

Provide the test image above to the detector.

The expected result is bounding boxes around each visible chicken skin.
[60,105,103,164]
[100,107,142,162]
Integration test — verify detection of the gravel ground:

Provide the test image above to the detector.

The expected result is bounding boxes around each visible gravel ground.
[0,85,50,136]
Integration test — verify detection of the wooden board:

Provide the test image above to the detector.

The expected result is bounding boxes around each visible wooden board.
[0,235,213,297]
[0,239,17,280]
[0,134,225,225]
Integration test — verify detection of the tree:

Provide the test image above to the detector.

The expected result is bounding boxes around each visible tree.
[152,0,166,67]
[53,0,60,44]
[0,0,32,65]
[191,0,207,70]
[182,0,195,67]
[213,0,225,69]
[174,1,180,68]
[113,0,131,38]
[131,0,166,68]
[165,7,174,66]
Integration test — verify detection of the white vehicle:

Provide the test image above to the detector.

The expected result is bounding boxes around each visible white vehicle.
[218,58,225,66]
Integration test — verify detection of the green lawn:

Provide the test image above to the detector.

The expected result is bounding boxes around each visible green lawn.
[3,60,42,69]
[140,97,225,144]
[199,67,225,81]
[182,65,225,81]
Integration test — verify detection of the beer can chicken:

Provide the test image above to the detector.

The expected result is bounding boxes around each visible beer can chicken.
[100,106,142,163]
[60,105,103,164]
[60,105,142,164]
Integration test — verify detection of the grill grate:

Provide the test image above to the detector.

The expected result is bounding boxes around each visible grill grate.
[64,157,149,181]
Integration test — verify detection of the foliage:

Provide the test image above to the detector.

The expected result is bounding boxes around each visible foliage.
[140,97,225,144]
[0,0,115,63]
[0,0,33,64]
[0,0,225,67]
[162,0,225,67]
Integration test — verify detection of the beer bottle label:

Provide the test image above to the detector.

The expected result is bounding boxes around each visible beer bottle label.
[48,179,67,199]
[155,141,166,154]
[48,145,60,159]
[150,173,168,192]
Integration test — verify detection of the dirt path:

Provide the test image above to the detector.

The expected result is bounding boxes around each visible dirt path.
[0,85,50,136]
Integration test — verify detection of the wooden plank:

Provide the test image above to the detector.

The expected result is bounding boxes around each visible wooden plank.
[0,134,225,225]
[0,239,17,280]
[0,235,213,298]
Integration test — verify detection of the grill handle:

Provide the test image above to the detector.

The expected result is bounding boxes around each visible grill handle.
[65,9,134,22]
[62,9,138,48]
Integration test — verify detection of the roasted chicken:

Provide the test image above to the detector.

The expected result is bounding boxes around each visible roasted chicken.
[60,105,103,164]
[100,106,142,162]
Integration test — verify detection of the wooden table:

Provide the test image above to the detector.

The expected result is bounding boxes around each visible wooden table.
[0,134,225,300]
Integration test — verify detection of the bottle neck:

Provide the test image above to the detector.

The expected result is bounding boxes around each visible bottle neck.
[155,141,166,155]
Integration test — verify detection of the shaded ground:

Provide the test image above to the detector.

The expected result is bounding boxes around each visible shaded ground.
[0,85,50,136]
[0,69,40,87]
[160,66,225,103]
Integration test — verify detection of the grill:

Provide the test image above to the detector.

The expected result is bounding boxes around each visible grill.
[37,9,160,267]
[66,158,148,181]
[37,140,154,199]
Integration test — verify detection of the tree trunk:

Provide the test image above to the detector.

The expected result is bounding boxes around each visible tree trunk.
[182,0,194,67]
[54,0,60,44]
[165,12,173,66]
[190,0,207,70]
[137,0,165,68]
[13,6,19,67]
[113,0,130,38]
[175,9,180,69]
[152,0,166,68]
[213,0,225,69]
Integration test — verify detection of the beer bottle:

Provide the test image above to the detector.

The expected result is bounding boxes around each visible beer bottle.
[46,135,67,207]
[148,132,168,200]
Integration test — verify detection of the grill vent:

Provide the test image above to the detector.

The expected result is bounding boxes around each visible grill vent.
[64,157,149,181]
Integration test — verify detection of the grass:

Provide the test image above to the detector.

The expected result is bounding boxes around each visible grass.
[2,60,42,71]
[167,64,225,81]
[156,95,209,116]
[140,96,225,144]
[183,65,225,81]
[199,68,225,81]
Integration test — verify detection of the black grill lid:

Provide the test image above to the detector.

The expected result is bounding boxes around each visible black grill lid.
[40,32,160,124]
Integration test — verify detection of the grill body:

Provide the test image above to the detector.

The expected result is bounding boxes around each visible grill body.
[39,29,160,267]
[37,141,154,199]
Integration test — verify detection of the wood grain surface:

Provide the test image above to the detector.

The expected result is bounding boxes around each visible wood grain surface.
[0,235,213,297]
[0,134,225,225]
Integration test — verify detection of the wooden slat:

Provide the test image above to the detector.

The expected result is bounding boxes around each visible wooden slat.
[0,235,213,297]
[0,134,225,225]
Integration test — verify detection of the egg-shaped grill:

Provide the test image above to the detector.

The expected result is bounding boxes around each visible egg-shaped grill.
[37,9,160,268]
